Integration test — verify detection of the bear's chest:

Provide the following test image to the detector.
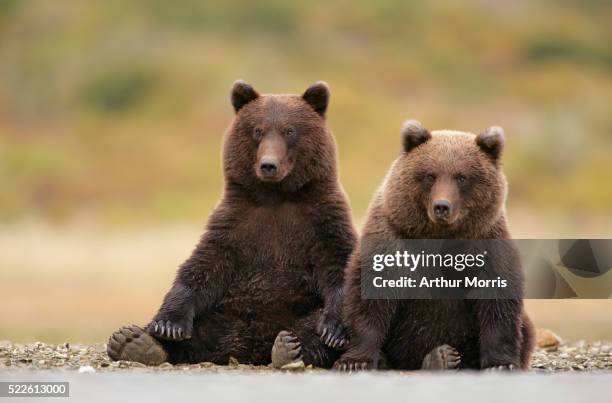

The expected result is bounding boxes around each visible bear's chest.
[224,203,319,304]
[231,203,317,270]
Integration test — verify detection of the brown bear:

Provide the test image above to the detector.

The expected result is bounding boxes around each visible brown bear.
[334,120,534,371]
[107,81,357,368]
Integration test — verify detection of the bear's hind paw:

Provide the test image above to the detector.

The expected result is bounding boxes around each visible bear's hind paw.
[271,330,304,369]
[107,325,167,365]
[422,344,461,370]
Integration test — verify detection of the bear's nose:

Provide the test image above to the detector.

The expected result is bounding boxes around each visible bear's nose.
[432,199,451,219]
[260,159,278,176]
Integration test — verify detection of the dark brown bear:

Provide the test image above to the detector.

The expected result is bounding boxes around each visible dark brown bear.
[334,120,534,371]
[107,81,357,368]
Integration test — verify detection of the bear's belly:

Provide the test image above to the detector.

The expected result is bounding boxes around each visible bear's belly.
[385,300,480,368]
[218,265,320,321]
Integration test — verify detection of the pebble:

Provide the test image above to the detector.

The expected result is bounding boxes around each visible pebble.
[536,329,562,349]
[78,365,96,373]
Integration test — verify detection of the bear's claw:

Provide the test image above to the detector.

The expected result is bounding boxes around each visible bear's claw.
[148,319,191,341]
[320,326,347,349]
[317,314,347,350]
[485,364,517,371]
[271,330,304,369]
[333,357,375,372]
[107,325,168,365]
[422,344,461,370]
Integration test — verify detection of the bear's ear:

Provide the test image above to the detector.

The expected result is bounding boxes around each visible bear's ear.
[476,126,505,161]
[302,81,330,117]
[231,80,259,113]
[401,120,431,153]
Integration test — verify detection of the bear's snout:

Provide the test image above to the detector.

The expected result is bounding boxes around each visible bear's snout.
[428,177,461,225]
[255,132,291,182]
[432,199,452,220]
[259,158,279,177]
[428,197,460,225]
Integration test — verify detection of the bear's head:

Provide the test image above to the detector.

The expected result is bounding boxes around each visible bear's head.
[383,120,507,237]
[222,80,337,194]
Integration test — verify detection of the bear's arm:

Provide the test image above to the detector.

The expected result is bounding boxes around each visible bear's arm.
[148,228,235,341]
[309,198,357,347]
[474,242,524,369]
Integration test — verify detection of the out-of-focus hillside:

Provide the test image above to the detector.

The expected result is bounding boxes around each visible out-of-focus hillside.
[1,0,611,225]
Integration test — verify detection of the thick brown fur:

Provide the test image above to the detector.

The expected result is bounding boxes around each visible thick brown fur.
[334,121,534,371]
[108,81,357,367]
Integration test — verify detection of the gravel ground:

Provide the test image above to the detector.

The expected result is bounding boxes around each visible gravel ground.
[0,338,610,374]
[1,333,609,403]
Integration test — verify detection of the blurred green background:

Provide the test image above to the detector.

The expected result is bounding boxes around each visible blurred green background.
[0,0,611,343]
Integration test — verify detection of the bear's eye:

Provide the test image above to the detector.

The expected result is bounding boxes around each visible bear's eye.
[284,127,296,137]
[253,127,263,140]
[455,174,467,183]
[426,173,436,182]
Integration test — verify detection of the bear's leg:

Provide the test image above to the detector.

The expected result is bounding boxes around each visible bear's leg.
[107,314,227,365]
[148,234,235,343]
[107,325,168,365]
[520,312,535,370]
[421,345,461,370]
[158,313,237,365]
[160,313,282,365]
[272,310,341,369]
[476,299,524,371]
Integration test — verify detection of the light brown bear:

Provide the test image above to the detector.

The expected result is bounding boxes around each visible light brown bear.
[334,120,534,371]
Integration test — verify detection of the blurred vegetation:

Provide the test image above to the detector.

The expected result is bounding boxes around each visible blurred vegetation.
[1,0,611,343]
[1,0,611,225]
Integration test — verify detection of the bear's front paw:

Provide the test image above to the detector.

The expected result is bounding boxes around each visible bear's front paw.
[147,317,193,341]
[484,364,518,372]
[333,356,377,372]
[317,313,347,349]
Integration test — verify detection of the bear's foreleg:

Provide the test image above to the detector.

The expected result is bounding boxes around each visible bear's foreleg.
[311,202,357,349]
[475,242,526,370]
[148,233,234,341]
[476,299,524,370]
[333,252,397,371]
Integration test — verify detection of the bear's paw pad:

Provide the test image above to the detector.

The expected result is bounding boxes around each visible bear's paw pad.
[107,325,167,365]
